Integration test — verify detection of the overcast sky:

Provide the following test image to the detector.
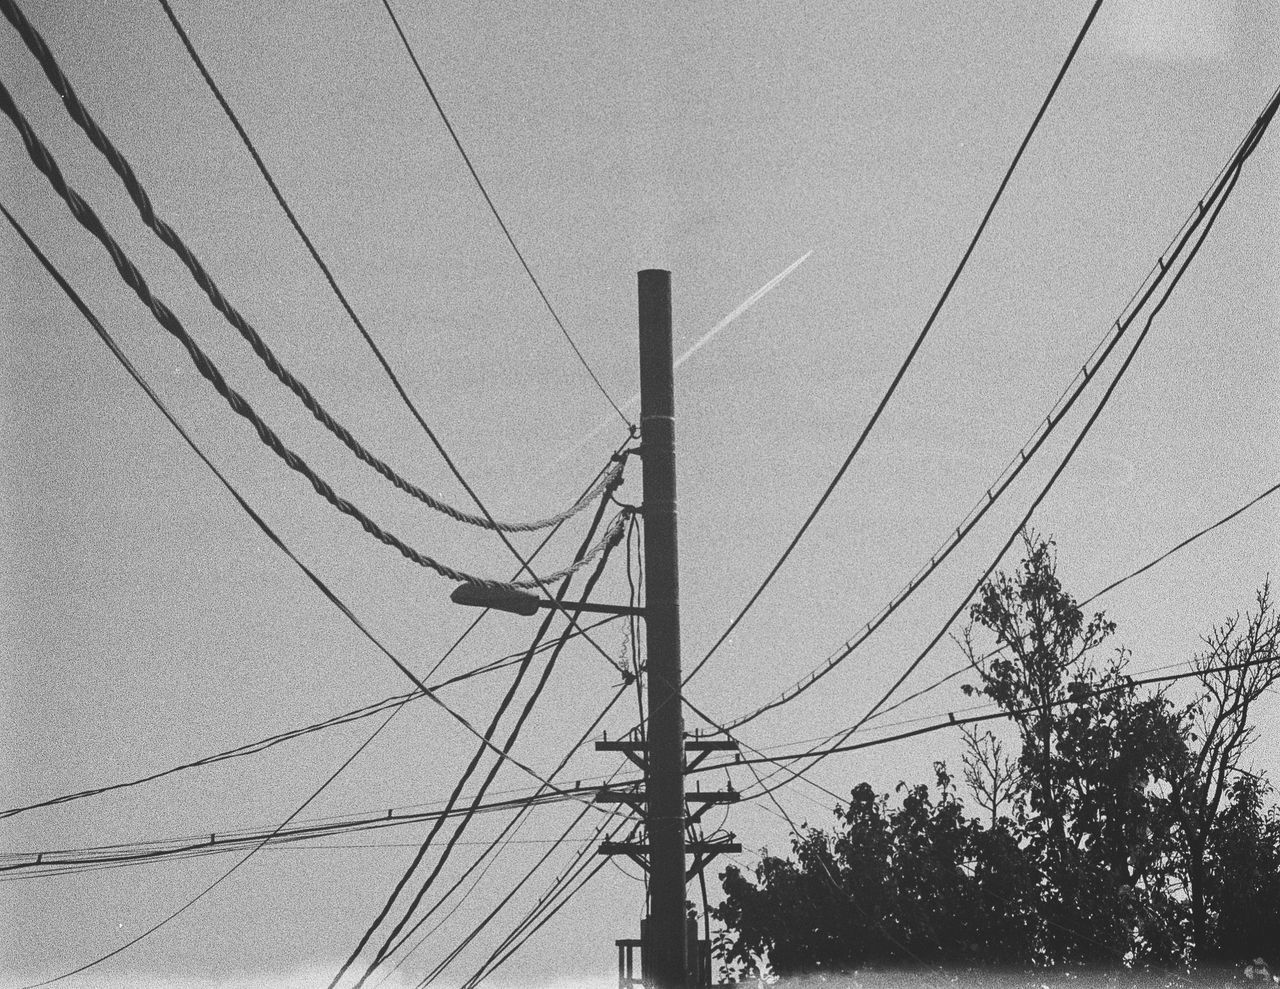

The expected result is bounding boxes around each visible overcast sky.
[2,2,1278,987]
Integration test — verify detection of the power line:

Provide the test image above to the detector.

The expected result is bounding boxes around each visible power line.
[0,614,621,822]
[739,167,1251,804]
[4,0,621,535]
[690,94,1277,808]
[713,117,1271,737]
[352,541,628,987]
[371,680,637,978]
[684,0,1105,687]
[0,783,618,880]
[377,0,630,429]
[148,0,625,533]
[3,0,640,690]
[1080,480,1280,606]
[849,479,1280,733]
[711,148,1258,732]
[697,655,1280,775]
[714,80,1278,763]
[414,804,634,986]
[12,706,401,989]
[456,819,636,989]
[330,512,622,989]
[0,199,611,818]
[0,74,628,588]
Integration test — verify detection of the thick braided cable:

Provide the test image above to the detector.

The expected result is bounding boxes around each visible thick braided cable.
[0,78,624,588]
[0,200,620,808]
[0,0,618,534]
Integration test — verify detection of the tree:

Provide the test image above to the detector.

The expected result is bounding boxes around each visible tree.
[960,727,1021,831]
[714,766,1039,980]
[960,533,1187,966]
[1207,774,1280,964]
[714,540,1280,978]
[1165,581,1280,960]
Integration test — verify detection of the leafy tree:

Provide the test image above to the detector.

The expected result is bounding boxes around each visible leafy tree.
[959,533,1187,965]
[1207,774,1280,964]
[715,539,1280,978]
[714,766,1039,980]
[1164,581,1280,958]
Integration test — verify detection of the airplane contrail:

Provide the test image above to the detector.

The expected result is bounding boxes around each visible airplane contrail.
[541,250,813,478]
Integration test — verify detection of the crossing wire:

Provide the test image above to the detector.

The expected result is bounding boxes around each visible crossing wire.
[377,0,631,429]
[846,480,1280,734]
[351,543,627,988]
[456,819,639,989]
[330,511,622,989]
[0,614,621,823]
[415,802,635,986]
[713,106,1267,734]
[0,200,615,817]
[371,679,637,979]
[723,101,1277,803]
[3,0,640,694]
[5,0,622,534]
[0,76,629,588]
[684,0,1105,687]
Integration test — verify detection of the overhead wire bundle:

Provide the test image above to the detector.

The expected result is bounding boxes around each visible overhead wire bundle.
[0,71,628,588]
[2,4,650,984]
[0,198,640,985]
[2,0,625,537]
[683,0,1107,689]
[719,79,1280,802]
[711,82,1273,733]
[326,490,632,989]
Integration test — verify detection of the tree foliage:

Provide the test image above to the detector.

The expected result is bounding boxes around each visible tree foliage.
[715,538,1280,981]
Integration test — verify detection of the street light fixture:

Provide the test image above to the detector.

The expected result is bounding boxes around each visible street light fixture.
[450,582,645,618]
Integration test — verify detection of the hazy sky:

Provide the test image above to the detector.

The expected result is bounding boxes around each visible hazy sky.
[2,2,1278,987]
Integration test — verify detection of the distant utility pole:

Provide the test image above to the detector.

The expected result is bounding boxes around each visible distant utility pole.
[597,271,739,989]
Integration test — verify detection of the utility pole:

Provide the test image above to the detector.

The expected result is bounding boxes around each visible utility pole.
[595,271,738,989]
[638,268,686,989]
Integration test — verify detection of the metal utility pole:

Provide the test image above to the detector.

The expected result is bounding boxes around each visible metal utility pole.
[638,268,686,989]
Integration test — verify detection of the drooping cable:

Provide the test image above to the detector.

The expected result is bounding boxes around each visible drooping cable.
[728,114,1275,802]
[0,783,623,879]
[0,200,614,817]
[684,0,1105,687]
[376,0,630,429]
[716,79,1279,741]
[4,0,621,534]
[0,78,627,589]
[371,679,637,979]
[713,184,1239,730]
[14,705,400,989]
[328,498,619,989]
[0,614,620,823]
[350,534,625,987]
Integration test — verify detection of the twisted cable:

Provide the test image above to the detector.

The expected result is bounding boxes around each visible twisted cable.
[1,0,618,533]
[0,78,625,587]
